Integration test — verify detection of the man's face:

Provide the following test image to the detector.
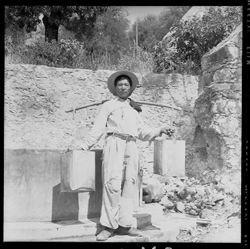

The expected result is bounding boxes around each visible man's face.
[115,78,131,99]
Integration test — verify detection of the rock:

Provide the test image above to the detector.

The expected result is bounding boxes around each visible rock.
[175,179,184,188]
[215,183,225,192]
[213,193,225,203]
[177,188,188,199]
[142,187,153,203]
[143,177,165,202]
[166,191,175,199]
[195,203,202,209]
[189,209,198,216]
[186,195,192,202]
[176,202,185,213]
[164,182,178,193]
[227,217,240,228]
[204,186,213,195]
[186,186,197,196]
[192,193,200,200]
[179,177,187,181]
[151,173,169,184]
[160,196,175,209]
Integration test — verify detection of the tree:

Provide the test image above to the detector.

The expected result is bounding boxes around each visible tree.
[157,6,191,39]
[87,7,129,64]
[153,6,242,74]
[129,15,159,52]
[128,6,191,53]
[5,6,109,42]
[173,6,242,72]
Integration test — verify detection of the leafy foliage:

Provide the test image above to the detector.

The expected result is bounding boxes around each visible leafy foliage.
[116,46,154,73]
[157,6,191,39]
[85,7,130,65]
[5,6,110,41]
[128,7,191,52]
[5,6,42,32]
[129,15,159,52]
[6,39,86,68]
[5,6,242,75]
[153,6,242,75]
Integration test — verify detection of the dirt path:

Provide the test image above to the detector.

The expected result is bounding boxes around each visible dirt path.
[177,219,241,243]
[198,224,241,243]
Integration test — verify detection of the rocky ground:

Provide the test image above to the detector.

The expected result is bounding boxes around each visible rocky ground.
[142,169,241,243]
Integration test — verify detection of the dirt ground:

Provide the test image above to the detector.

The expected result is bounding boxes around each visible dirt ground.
[177,219,241,243]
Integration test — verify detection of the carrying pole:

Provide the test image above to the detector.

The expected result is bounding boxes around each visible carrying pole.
[65,100,107,113]
[65,100,192,113]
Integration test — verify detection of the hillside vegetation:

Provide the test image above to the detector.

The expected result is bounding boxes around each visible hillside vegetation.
[5,6,241,75]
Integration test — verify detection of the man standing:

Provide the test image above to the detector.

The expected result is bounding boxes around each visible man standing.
[79,71,173,241]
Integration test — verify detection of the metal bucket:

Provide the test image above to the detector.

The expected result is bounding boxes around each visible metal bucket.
[60,150,96,192]
[154,138,185,177]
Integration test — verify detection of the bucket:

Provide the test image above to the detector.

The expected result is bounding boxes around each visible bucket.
[154,138,185,177]
[60,150,96,192]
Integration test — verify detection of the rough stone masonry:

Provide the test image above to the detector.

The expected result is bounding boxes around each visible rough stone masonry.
[193,24,242,195]
[4,24,242,185]
[4,65,198,175]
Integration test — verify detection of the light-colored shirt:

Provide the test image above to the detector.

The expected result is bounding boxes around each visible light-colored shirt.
[81,97,161,149]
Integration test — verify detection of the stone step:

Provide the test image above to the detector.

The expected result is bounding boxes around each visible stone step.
[132,212,152,229]
[50,224,178,242]
[4,206,197,242]
[4,212,152,242]
[4,219,98,241]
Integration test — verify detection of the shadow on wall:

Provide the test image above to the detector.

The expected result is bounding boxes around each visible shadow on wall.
[51,149,103,223]
[191,125,223,171]
[193,125,208,162]
[87,149,103,221]
[51,184,79,222]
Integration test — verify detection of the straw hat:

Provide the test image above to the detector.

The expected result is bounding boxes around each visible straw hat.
[107,71,139,96]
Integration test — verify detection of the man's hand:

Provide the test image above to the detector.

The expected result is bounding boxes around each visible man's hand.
[67,142,88,152]
[81,144,88,151]
[160,127,175,137]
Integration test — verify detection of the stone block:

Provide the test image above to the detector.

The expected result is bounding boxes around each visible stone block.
[132,213,152,229]
[208,83,232,92]
[4,149,103,222]
[202,45,240,72]
[200,71,213,88]
[230,84,242,92]
[213,67,235,83]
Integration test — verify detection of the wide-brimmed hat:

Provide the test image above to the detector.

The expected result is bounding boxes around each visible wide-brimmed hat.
[107,70,139,96]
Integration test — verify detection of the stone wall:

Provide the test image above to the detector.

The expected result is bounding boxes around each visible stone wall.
[4,25,242,183]
[192,25,242,195]
[5,64,199,175]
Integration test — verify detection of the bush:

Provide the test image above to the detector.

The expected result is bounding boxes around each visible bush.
[25,39,87,68]
[116,46,154,74]
[5,38,90,69]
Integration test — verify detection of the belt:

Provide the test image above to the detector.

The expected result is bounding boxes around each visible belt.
[107,132,136,142]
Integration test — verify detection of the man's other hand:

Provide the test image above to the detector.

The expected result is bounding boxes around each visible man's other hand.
[160,127,175,137]
[67,143,88,151]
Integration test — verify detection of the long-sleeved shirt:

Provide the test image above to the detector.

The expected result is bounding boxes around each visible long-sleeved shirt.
[81,97,161,149]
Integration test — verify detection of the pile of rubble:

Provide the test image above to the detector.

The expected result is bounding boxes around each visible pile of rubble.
[142,170,241,220]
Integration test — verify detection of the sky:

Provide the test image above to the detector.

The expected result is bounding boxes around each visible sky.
[125,6,167,27]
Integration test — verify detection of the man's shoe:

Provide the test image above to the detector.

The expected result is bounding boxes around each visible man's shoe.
[96,227,114,241]
[116,226,144,237]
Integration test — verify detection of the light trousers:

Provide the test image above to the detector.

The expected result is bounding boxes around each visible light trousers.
[99,135,139,229]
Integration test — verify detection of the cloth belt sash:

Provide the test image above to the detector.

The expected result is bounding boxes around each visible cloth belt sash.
[106,132,136,142]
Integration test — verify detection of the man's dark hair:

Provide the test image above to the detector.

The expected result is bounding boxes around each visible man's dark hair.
[114,75,132,87]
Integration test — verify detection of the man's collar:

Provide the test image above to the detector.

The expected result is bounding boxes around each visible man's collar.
[115,96,130,103]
